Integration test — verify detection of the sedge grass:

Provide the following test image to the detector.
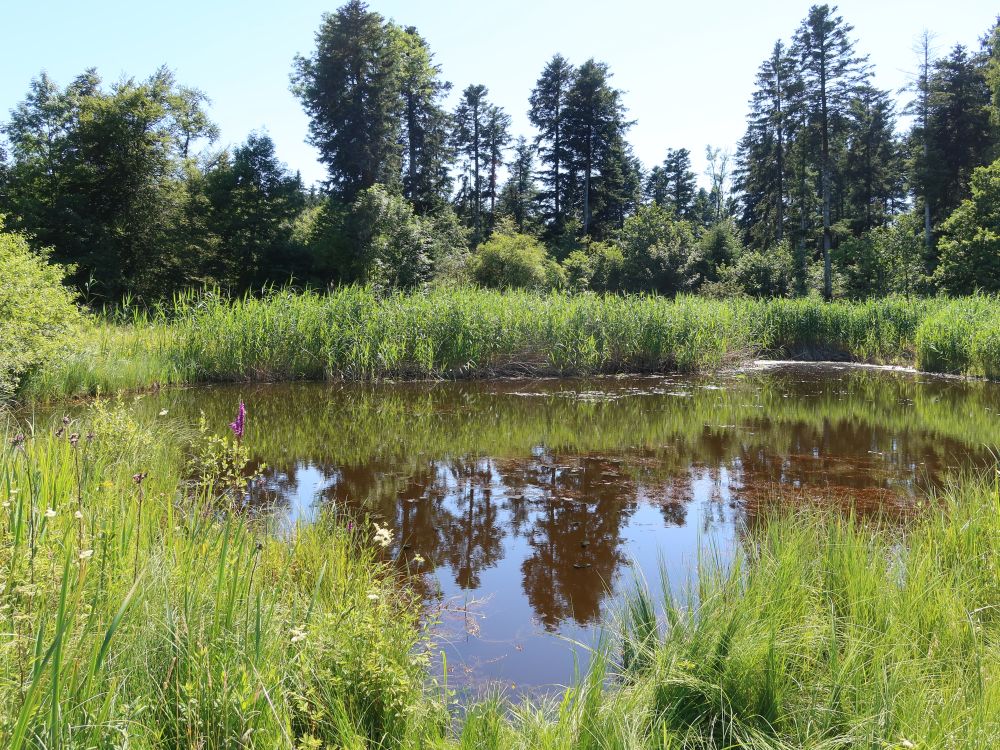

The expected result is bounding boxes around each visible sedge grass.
[21,288,1000,401]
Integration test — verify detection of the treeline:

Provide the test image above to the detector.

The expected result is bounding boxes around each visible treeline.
[1,2,999,303]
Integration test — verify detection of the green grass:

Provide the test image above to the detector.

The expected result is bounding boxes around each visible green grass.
[0,404,443,748]
[2,399,997,748]
[442,476,1000,749]
[20,288,1000,401]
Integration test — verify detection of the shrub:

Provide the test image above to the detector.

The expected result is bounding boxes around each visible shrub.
[561,250,594,292]
[718,241,795,298]
[472,228,564,290]
[316,185,470,291]
[0,222,82,396]
[837,214,927,298]
[617,204,696,294]
[684,219,742,289]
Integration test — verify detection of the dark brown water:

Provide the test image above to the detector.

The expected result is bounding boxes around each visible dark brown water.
[132,363,999,695]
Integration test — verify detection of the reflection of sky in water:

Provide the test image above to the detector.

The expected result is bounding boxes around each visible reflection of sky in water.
[120,364,999,696]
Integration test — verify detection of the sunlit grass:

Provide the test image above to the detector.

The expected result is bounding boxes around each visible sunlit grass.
[23,287,1000,401]
[0,404,441,748]
[1,398,997,747]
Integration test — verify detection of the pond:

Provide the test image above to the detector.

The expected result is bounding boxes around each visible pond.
[131,363,998,696]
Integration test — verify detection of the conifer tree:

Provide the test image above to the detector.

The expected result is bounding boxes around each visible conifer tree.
[791,3,869,300]
[529,55,576,238]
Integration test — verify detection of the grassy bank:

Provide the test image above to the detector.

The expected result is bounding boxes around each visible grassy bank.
[0,405,442,748]
[19,288,1000,401]
[2,402,997,748]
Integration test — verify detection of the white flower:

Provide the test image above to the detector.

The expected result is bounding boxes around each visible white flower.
[372,524,393,548]
[412,555,425,565]
[44,508,56,518]
[367,593,379,601]
[290,627,307,643]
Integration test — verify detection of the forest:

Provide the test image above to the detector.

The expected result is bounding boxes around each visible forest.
[2,1,999,306]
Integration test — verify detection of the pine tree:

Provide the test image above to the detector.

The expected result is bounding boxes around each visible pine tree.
[904,31,937,254]
[453,84,491,241]
[842,84,902,233]
[529,55,576,238]
[497,137,540,233]
[292,0,404,201]
[925,45,994,233]
[735,41,798,248]
[482,104,512,223]
[646,148,697,218]
[399,26,454,214]
[791,4,869,300]
[563,59,632,237]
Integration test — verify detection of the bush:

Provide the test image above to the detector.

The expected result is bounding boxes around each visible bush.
[717,241,795,298]
[618,204,696,294]
[837,214,927,298]
[561,250,594,292]
[0,222,82,396]
[313,186,470,291]
[589,241,625,292]
[684,219,742,289]
[472,226,564,290]
[935,158,1000,294]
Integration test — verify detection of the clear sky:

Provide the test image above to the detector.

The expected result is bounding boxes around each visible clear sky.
[3,1,997,188]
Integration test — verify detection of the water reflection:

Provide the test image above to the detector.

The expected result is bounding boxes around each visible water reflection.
[132,364,998,693]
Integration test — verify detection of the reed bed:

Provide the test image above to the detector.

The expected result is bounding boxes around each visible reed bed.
[22,288,999,401]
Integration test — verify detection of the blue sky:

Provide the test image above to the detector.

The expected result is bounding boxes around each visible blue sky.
[3,1,997,188]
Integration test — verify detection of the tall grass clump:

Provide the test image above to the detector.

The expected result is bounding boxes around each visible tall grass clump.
[0,404,444,748]
[916,296,1000,379]
[19,288,1000,401]
[451,476,999,749]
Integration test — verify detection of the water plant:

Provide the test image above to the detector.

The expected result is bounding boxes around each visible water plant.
[18,288,1000,402]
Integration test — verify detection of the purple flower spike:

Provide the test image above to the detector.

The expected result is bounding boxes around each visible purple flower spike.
[229,400,246,440]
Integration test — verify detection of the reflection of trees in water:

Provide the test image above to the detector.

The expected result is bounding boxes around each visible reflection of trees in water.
[499,454,640,630]
[244,400,984,629]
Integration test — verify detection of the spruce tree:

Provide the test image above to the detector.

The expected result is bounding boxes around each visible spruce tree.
[735,41,798,248]
[791,4,868,300]
[563,59,631,237]
[292,0,404,201]
[399,26,454,214]
[529,55,576,238]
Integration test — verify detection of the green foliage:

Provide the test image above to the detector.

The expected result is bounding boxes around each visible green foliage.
[472,227,564,291]
[935,158,1000,293]
[188,415,263,502]
[717,241,795,298]
[2,68,216,301]
[588,241,626,292]
[561,249,594,292]
[202,133,306,290]
[684,219,743,289]
[342,185,468,291]
[837,213,927,298]
[0,224,81,396]
[618,204,696,294]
